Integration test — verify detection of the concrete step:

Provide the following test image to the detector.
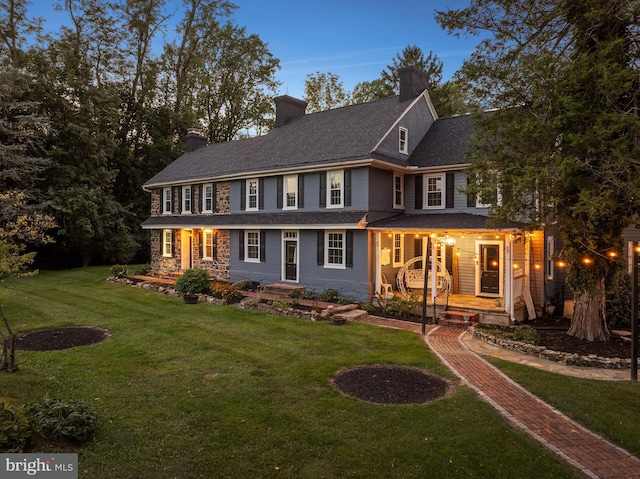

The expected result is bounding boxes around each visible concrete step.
[262,283,304,298]
[333,309,369,321]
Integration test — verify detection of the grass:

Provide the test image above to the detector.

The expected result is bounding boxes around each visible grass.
[0,267,599,478]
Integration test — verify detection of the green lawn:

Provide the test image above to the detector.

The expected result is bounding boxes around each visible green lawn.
[0,267,608,478]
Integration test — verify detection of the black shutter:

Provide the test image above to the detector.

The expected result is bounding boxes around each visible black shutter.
[240,181,246,210]
[346,231,353,267]
[171,231,175,256]
[190,186,195,213]
[213,231,218,259]
[212,183,217,213]
[199,184,203,213]
[170,187,175,213]
[466,176,475,207]
[178,187,183,213]
[298,174,304,208]
[344,170,351,206]
[259,230,266,262]
[258,178,264,209]
[239,231,244,260]
[446,172,455,209]
[159,189,164,214]
[317,231,324,265]
[415,175,423,209]
[319,173,326,207]
[277,176,283,209]
[198,230,203,258]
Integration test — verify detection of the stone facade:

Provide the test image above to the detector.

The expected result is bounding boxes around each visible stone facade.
[148,182,231,281]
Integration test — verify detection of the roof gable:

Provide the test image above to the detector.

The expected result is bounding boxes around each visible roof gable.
[408,114,475,168]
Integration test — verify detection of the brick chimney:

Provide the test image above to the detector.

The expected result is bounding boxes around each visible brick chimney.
[186,128,207,152]
[274,95,307,127]
[398,66,430,102]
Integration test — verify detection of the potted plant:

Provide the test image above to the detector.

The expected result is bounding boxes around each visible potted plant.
[174,268,211,303]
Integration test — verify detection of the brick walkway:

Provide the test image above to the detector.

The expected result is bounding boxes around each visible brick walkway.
[354,317,640,479]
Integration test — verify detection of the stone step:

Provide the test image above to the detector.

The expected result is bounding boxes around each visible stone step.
[438,318,473,330]
[333,309,369,321]
[440,310,479,323]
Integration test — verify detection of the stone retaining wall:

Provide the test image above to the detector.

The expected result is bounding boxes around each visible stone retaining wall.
[471,327,634,370]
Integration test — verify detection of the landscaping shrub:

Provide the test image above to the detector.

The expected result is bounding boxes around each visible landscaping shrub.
[211,282,243,304]
[319,289,338,302]
[29,398,97,444]
[109,264,128,279]
[512,325,541,345]
[0,398,33,452]
[175,268,211,295]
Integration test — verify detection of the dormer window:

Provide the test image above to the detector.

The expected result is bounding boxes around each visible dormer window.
[399,127,408,154]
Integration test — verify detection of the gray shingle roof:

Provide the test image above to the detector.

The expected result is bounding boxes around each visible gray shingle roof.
[144,96,414,188]
[408,114,474,168]
[368,213,518,231]
[141,211,369,229]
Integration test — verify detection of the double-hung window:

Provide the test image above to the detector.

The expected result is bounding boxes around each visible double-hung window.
[181,186,192,213]
[203,230,215,260]
[162,229,173,257]
[202,183,214,213]
[162,187,172,214]
[393,233,404,267]
[328,170,343,208]
[399,127,408,154]
[393,174,404,208]
[246,179,259,211]
[325,231,345,268]
[245,230,260,262]
[425,174,445,209]
[284,175,297,209]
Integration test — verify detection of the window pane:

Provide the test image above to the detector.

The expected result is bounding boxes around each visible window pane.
[247,231,259,259]
[329,172,342,206]
[327,232,343,264]
[204,185,213,211]
[248,180,258,209]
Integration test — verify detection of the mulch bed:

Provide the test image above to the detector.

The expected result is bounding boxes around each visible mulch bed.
[15,327,110,351]
[525,316,631,359]
[332,364,451,405]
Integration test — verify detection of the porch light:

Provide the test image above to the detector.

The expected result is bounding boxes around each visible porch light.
[582,257,593,265]
[445,237,456,246]
[534,263,542,270]
[557,260,567,268]
[607,250,618,259]
[513,263,519,269]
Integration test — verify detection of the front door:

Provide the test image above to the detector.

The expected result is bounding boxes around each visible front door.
[283,231,298,281]
[181,230,193,270]
[476,241,503,296]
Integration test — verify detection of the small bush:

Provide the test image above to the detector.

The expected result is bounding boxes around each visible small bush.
[29,398,97,444]
[302,290,318,300]
[211,282,243,304]
[319,289,338,302]
[110,264,128,279]
[133,264,151,275]
[175,268,211,295]
[512,325,541,345]
[0,398,33,452]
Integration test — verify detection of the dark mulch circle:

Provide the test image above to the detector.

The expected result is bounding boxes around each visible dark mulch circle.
[332,364,451,405]
[15,327,110,351]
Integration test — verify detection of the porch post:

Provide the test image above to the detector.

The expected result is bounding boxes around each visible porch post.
[374,233,381,297]
[505,235,513,318]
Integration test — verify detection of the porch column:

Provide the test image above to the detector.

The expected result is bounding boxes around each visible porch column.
[375,232,381,296]
[431,236,437,303]
[505,235,514,319]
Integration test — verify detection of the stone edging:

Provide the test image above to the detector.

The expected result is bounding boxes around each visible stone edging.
[107,276,227,305]
[471,326,634,370]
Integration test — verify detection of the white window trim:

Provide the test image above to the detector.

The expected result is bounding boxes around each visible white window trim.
[393,173,404,208]
[246,178,259,211]
[245,229,260,263]
[162,187,172,215]
[203,230,214,260]
[424,173,446,209]
[392,233,404,267]
[324,230,346,269]
[283,174,298,210]
[202,183,214,214]
[327,170,344,209]
[181,186,192,214]
[162,229,173,257]
[399,127,408,154]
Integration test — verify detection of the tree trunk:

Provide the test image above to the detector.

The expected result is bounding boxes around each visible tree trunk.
[568,289,610,341]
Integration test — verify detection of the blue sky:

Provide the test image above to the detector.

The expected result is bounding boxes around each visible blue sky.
[33,0,479,99]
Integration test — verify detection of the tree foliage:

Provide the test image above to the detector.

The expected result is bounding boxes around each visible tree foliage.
[304,71,349,113]
[437,0,640,340]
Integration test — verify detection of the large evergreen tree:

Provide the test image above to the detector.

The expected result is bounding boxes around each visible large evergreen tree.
[437,0,640,341]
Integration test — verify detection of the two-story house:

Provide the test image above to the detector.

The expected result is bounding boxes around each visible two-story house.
[142,66,546,324]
